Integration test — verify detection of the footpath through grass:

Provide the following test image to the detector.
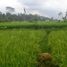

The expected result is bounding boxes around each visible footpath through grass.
[0,29,67,67]
[0,21,67,67]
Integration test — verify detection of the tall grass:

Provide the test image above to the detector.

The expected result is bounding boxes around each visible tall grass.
[0,21,67,30]
[0,21,67,67]
[49,30,67,67]
[0,29,46,67]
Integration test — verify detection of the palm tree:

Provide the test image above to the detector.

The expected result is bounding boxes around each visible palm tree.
[58,12,63,21]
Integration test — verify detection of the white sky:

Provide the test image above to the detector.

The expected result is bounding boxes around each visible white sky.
[0,0,67,18]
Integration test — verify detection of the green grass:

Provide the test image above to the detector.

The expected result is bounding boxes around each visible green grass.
[0,29,47,67]
[0,29,67,67]
[0,21,67,67]
[49,30,67,67]
[0,21,67,29]
[0,21,67,26]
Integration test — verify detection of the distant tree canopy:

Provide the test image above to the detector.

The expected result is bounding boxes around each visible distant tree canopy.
[0,11,50,22]
[0,6,51,22]
[58,11,67,22]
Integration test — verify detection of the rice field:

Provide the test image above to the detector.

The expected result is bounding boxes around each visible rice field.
[0,21,67,67]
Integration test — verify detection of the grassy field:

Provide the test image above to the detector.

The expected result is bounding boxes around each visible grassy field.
[0,21,67,67]
[0,21,67,30]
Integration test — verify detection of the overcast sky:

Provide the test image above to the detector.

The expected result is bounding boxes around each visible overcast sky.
[0,0,67,18]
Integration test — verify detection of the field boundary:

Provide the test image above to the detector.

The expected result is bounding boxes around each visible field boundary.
[0,25,67,30]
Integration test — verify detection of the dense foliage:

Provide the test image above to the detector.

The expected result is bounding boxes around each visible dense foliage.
[0,12,49,22]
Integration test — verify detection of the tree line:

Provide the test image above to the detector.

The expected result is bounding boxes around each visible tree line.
[0,6,51,22]
[0,12,50,22]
